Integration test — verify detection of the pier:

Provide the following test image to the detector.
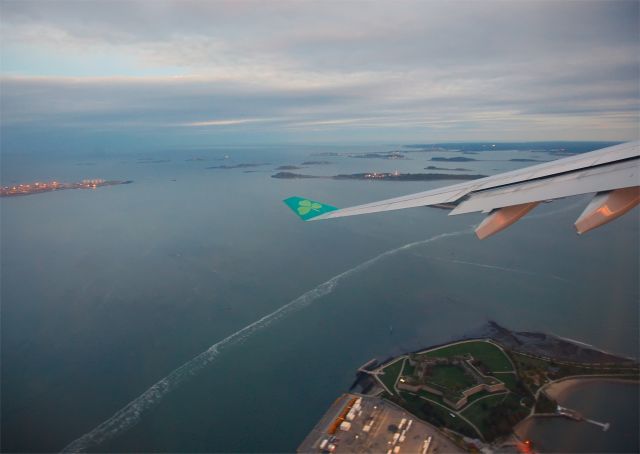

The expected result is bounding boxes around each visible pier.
[557,405,610,431]
[584,418,610,431]
[357,359,380,374]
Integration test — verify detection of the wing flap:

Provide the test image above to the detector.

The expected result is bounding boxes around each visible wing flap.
[284,141,640,238]
[450,158,639,215]
[313,142,639,221]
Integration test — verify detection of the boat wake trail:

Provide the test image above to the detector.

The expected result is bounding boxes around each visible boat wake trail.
[61,229,471,453]
[428,257,570,283]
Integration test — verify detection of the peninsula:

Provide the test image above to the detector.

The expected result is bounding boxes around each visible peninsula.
[272,172,486,181]
[1,179,133,197]
[300,322,638,453]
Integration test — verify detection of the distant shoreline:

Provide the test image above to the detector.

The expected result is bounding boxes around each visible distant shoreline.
[1,179,132,197]
[272,171,486,181]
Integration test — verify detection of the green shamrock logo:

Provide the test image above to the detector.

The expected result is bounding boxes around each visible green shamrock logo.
[297,199,322,215]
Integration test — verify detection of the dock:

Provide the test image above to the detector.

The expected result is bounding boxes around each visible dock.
[557,405,610,431]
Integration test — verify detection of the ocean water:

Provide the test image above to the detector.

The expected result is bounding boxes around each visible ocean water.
[1,144,638,452]
[525,382,639,453]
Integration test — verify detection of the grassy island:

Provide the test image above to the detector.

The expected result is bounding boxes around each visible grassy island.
[369,331,639,444]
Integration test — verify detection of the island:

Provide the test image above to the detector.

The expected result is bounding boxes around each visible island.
[425,166,470,171]
[276,165,303,170]
[272,172,321,179]
[206,163,270,169]
[136,158,170,164]
[1,179,133,197]
[301,160,332,165]
[299,322,638,453]
[309,152,340,157]
[430,157,477,162]
[349,151,407,160]
[272,172,486,181]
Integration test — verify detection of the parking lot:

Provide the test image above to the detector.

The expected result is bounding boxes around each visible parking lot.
[297,393,464,453]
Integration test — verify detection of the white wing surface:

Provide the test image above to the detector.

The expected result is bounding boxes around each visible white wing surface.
[285,141,639,239]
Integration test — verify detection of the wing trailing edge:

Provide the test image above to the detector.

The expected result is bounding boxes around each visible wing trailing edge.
[284,142,640,239]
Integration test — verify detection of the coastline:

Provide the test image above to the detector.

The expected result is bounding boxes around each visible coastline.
[548,333,638,361]
[513,417,537,440]
[513,376,639,439]
[543,376,639,401]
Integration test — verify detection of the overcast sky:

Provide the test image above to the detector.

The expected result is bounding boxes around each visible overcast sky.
[1,0,638,151]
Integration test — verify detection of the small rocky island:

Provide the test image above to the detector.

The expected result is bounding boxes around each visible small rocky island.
[426,166,470,171]
[431,157,477,162]
[206,163,270,169]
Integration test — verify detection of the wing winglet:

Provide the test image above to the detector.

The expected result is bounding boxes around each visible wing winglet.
[283,196,339,221]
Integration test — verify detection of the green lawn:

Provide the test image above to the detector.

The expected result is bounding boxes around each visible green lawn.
[460,393,506,434]
[379,358,405,394]
[403,360,416,377]
[419,384,508,410]
[462,389,492,407]
[418,389,447,406]
[461,393,529,441]
[428,365,475,390]
[421,340,513,372]
[397,392,479,439]
[495,372,518,391]
[512,352,549,371]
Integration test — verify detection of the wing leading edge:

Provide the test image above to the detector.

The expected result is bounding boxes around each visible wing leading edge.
[284,141,640,239]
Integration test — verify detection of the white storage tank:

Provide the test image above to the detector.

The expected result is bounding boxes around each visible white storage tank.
[339,421,352,431]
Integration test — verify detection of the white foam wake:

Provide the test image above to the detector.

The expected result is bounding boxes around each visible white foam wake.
[408,201,583,282]
[427,256,570,283]
[61,199,583,452]
[61,229,471,453]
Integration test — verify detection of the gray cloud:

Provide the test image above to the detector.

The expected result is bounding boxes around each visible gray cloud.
[1,0,638,149]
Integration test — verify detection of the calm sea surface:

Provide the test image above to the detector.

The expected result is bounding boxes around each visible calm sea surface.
[2,144,638,452]
[525,382,639,453]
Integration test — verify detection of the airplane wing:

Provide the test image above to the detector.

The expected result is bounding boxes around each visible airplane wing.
[284,141,639,239]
